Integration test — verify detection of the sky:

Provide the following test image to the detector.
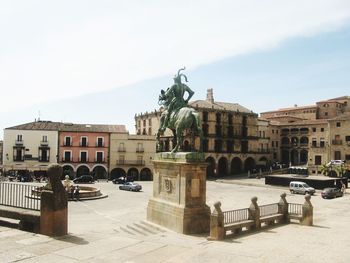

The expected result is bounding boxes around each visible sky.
[1,0,350,139]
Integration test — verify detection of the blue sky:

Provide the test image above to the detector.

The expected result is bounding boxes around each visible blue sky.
[1,1,350,139]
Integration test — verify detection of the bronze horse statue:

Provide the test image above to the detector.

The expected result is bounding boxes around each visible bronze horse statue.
[156,85,203,153]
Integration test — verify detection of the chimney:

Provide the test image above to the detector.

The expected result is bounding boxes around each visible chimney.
[207,88,214,103]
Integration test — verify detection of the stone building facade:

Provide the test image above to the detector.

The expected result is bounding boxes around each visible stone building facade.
[135,89,273,177]
[109,133,155,181]
[2,121,59,178]
[261,96,350,175]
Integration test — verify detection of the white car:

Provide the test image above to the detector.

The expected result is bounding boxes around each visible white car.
[289,181,315,195]
[326,160,344,167]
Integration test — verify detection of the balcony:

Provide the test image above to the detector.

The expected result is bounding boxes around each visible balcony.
[40,141,49,146]
[39,156,50,162]
[95,158,106,163]
[118,147,126,152]
[116,160,145,166]
[96,143,105,147]
[62,158,72,163]
[136,148,144,153]
[63,143,72,147]
[332,140,342,145]
[13,156,24,162]
[79,143,88,147]
[15,140,24,146]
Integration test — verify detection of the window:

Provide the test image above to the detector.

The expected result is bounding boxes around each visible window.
[137,156,143,165]
[216,113,221,123]
[272,129,275,134]
[148,119,152,126]
[325,112,328,116]
[321,128,324,132]
[334,151,341,160]
[42,135,48,142]
[16,134,23,142]
[272,141,275,147]
[64,136,72,146]
[119,155,125,164]
[143,120,146,126]
[80,151,88,162]
[276,141,278,147]
[228,114,233,125]
[345,155,350,161]
[148,127,152,135]
[315,156,322,165]
[227,140,233,153]
[97,137,104,147]
[203,111,208,122]
[320,139,325,148]
[312,128,316,132]
[346,136,350,142]
[312,138,317,147]
[39,148,50,162]
[263,131,265,138]
[81,136,88,147]
[96,151,104,162]
[137,143,144,152]
[64,151,71,162]
[336,122,341,127]
[214,140,222,152]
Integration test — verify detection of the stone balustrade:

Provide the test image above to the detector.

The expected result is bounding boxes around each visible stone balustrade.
[208,193,313,240]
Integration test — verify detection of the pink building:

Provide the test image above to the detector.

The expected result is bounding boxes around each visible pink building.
[59,123,127,179]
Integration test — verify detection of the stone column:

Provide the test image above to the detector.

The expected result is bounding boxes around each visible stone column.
[301,194,313,226]
[40,164,68,236]
[278,193,289,223]
[248,196,260,230]
[208,201,225,240]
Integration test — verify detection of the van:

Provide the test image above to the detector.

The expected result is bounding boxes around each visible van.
[289,181,315,195]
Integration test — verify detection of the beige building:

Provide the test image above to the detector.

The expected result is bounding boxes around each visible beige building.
[135,89,272,177]
[261,96,350,175]
[0,140,3,172]
[109,133,156,180]
[2,122,59,177]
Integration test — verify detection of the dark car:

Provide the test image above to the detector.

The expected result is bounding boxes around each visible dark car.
[112,176,127,184]
[321,187,343,199]
[73,175,94,184]
[119,182,142,192]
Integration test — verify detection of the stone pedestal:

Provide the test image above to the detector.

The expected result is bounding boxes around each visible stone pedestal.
[147,152,210,234]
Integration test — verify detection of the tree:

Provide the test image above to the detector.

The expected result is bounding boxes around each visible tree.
[320,164,329,176]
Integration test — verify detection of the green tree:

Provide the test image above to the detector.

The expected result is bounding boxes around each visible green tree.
[320,164,329,176]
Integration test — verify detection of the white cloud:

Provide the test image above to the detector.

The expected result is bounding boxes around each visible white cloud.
[1,0,350,112]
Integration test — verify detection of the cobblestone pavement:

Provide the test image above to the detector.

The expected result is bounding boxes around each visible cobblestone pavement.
[0,178,349,262]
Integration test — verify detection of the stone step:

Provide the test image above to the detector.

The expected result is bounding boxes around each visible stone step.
[118,220,166,237]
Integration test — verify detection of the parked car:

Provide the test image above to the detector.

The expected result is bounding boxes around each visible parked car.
[321,187,343,199]
[326,160,344,167]
[112,176,127,184]
[119,182,142,192]
[73,175,94,183]
[289,181,315,195]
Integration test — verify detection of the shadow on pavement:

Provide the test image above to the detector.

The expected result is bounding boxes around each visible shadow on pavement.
[54,234,89,245]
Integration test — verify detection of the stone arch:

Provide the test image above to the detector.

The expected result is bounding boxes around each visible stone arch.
[140,168,152,181]
[300,150,308,165]
[76,165,90,177]
[231,157,242,175]
[62,165,75,179]
[244,157,255,172]
[218,157,228,176]
[110,168,126,180]
[206,157,216,178]
[127,167,139,181]
[92,165,108,180]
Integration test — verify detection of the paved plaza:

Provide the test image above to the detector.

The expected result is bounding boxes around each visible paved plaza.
[0,178,350,262]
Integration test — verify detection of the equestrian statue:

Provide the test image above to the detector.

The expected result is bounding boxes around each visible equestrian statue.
[156,68,203,153]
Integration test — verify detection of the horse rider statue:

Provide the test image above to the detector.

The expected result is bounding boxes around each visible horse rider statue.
[157,68,202,153]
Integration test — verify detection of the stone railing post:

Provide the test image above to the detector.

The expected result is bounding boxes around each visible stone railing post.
[301,194,313,226]
[278,193,289,223]
[208,201,225,240]
[40,164,68,236]
[248,196,260,230]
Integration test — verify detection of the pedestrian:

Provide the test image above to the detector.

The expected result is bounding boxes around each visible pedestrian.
[341,182,346,195]
[70,185,75,200]
[74,185,80,201]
